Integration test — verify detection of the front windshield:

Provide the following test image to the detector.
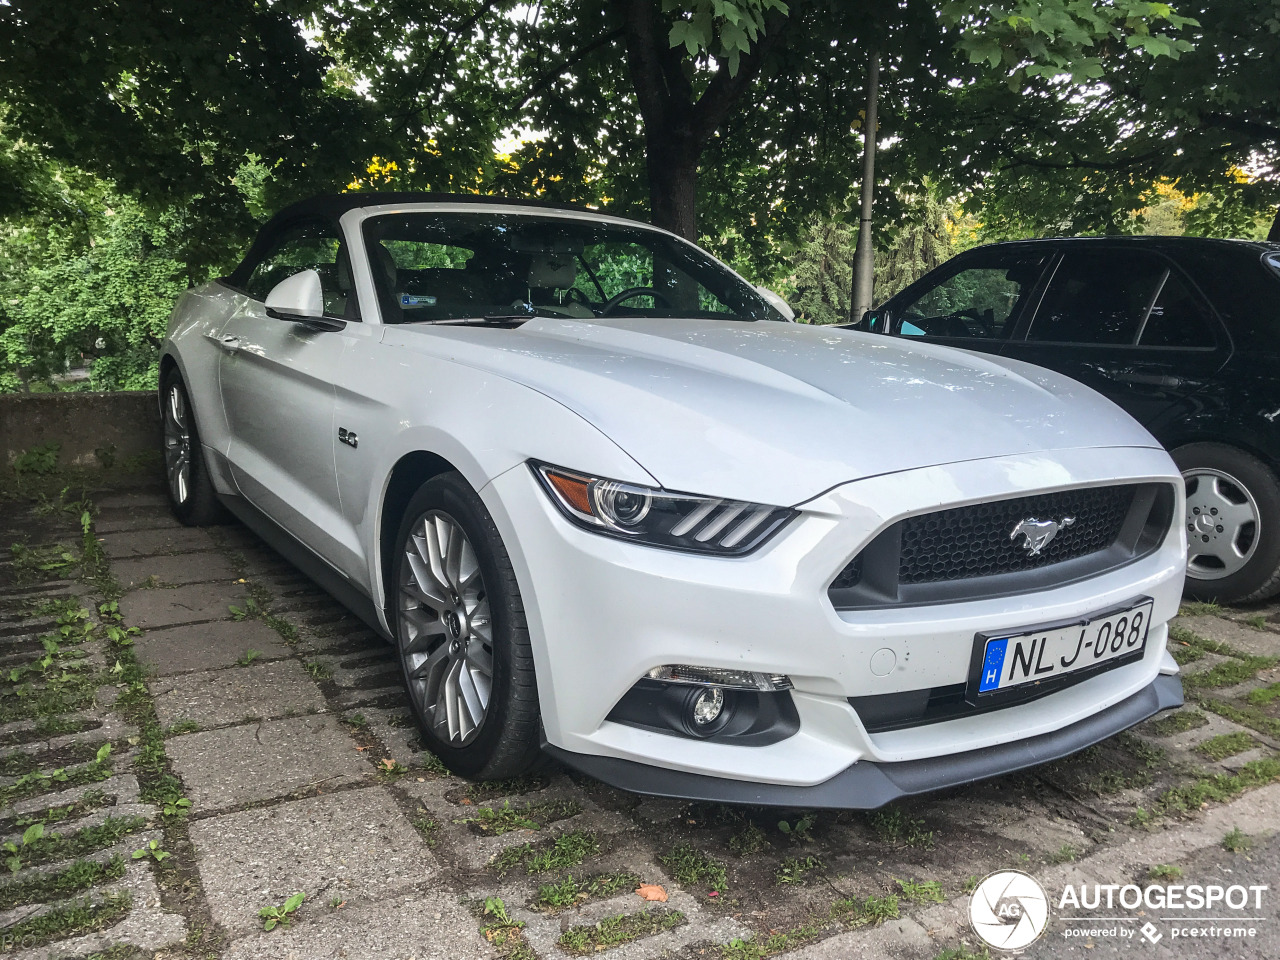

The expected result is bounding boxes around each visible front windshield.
[361,211,784,324]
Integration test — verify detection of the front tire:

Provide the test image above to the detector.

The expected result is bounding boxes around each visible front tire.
[392,472,542,779]
[161,369,227,527]
[1173,442,1280,603]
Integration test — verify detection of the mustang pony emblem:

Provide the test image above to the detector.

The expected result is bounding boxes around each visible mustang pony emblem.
[1010,516,1076,556]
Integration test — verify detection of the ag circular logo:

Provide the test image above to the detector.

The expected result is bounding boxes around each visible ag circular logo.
[969,870,1050,951]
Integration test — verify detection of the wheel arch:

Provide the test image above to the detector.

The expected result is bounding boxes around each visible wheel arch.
[377,450,463,622]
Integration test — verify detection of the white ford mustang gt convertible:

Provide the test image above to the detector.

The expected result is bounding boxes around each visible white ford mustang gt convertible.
[159,193,1186,807]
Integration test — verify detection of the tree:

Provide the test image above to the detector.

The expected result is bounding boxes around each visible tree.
[948,0,1279,237]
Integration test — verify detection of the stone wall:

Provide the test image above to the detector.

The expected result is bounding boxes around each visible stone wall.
[0,390,161,469]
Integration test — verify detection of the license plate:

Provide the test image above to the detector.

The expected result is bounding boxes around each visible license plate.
[973,599,1154,696]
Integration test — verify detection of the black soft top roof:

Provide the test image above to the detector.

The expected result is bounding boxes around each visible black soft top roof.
[227,192,617,286]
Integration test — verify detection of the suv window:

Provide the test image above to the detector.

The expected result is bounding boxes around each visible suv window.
[1027,251,1166,344]
[1137,270,1217,348]
[244,220,353,318]
[893,254,1046,339]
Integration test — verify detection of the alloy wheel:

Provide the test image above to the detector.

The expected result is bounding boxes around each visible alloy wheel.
[163,383,191,506]
[1183,468,1260,579]
[398,510,494,745]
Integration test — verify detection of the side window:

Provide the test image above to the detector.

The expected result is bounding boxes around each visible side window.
[244,221,352,318]
[893,255,1046,339]
[1026,251,1166,345]
[1137,271,1217,348]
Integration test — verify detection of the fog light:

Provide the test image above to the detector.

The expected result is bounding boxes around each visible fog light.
[690,686,725,725]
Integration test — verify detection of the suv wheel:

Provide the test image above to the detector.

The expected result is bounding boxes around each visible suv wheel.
[391,472,542,779]
[1173,442,1280,603]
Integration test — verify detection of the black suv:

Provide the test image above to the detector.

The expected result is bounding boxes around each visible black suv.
[855,236,1280,603]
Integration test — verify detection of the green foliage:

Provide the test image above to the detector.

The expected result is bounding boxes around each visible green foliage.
[260,892,305,931]
[1222,827,1252,853]
[557,908,684,954]
[660,842,728,894]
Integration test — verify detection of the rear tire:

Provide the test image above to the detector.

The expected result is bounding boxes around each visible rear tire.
[1173,442,1280,603]
[161,369,228,527]
[391,472,542,779]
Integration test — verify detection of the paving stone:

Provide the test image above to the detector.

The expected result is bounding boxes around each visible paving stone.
[168,714,371,809]
[189,787,435,935]
[112,550,240,589]
[100,526,217,559]
[1179,615,1280,659]
[93,507,184,534]
[93,491,170,511]
[135,619,294,676]
[221,887,497,960]
[152,660,326,728]
[118,581,245,629]
[781,917,933,959]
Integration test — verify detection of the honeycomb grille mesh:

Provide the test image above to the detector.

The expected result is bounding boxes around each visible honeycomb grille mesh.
[897,486,1135,584]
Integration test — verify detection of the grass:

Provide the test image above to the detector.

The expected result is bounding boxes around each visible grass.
[304,660,333,680]
[1147,710,1209,736]
[1155,756,1280,815]
[15,815,148,868]
[868,808,935,849]
[1179,601,1222,617]
[831,893,901,928]
[1197,698,1280,738]
[895,878,945,903]
[775,855,823,885]
[411,813,440,847]
[1182,654,1277,690]
[1242,614,1271,630]
[0,892,131,950]
[1047,844,1080,864]
[457,797,581,835]
[492,830,599,875]
[661,842,728,894]
[728,821,770,856]
[1246,682,1280,706]
[1196,731,1259,761]
[1148,864,1183,881]
[533,872,640,911]
[1223,827,1252,852]
[12,789,112,829]
[557,909,685,955]
[0,855,125,910]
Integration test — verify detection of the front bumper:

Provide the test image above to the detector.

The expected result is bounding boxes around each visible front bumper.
[480,444,1187,792]
[543,673,1184,808]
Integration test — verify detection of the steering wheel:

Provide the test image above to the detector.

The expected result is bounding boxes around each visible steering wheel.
[952,307,996,338]
[564,286,595,309]
[599,286,672,316]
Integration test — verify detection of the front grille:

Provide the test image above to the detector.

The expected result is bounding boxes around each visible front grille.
[899,486,1134,584]
[828,483,1174,609]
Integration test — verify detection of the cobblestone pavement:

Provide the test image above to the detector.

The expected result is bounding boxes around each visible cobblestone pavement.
[2,483,1279,959]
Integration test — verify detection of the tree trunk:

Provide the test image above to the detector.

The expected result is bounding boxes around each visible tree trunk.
[1269,206,1280,243]
[849,53,880,322]
[646,128,699,241]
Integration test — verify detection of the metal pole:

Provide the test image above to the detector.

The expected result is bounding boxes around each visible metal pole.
[850,52,879,322]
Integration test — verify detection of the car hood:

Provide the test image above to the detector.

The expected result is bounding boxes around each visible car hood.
[383,316,1162,506]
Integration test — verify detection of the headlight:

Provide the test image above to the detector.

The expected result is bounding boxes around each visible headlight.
[531,462,795,555]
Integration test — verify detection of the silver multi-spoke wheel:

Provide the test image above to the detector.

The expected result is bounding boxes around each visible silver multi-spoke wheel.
[163,383,191,506]
[399,511,494,746]
[1183,468,1260,580]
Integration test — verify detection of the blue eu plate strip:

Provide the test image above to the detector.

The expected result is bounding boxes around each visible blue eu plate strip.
[979,639,1008,693]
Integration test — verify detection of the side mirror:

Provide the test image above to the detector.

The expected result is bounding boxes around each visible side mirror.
[755,286,796,321]
[264,270,344,331]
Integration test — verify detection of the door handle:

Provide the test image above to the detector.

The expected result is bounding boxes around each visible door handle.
[204,332,242,352]
[1113,372,1182,388]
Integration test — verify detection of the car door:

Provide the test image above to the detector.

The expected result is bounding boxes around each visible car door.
[217,218,357,563]
[1000,246,1231,435]
[875,247,1052,355]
